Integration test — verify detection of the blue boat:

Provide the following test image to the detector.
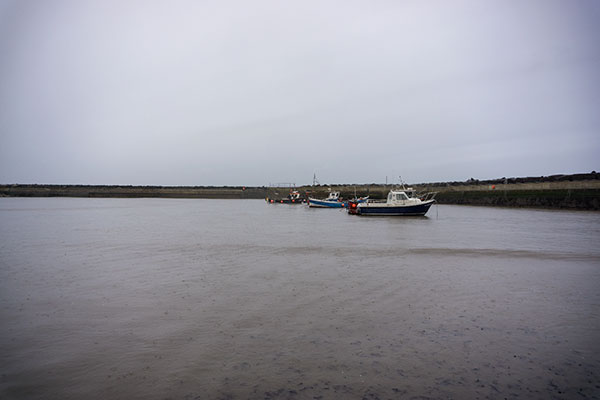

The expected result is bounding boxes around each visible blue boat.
[351,187,436,216]
[308,191,344,208]
[309,191,369,208]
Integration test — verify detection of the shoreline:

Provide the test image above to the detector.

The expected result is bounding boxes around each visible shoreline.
[1,172,599,210]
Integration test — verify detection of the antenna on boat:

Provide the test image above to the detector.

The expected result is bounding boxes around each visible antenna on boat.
[398,175,406,190]
[313,173,320,186]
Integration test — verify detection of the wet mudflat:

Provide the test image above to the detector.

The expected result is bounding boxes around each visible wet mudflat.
[1,198,599,399]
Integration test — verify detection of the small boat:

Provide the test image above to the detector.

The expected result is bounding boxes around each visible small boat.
[266,190,305,204]
[349,187,436,216]
[308,191,369,208]
[308,191,343,208]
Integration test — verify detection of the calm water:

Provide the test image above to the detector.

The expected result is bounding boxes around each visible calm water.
[1,198,599,400]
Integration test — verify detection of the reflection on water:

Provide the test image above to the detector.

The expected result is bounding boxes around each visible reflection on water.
[1,198,599,399]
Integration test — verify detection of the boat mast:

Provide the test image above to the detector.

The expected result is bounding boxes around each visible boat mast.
[399,176,407,191]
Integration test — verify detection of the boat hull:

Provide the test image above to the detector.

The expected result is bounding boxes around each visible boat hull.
[266,198,305,204]
[357,200,435,216]
[308,198,344,208]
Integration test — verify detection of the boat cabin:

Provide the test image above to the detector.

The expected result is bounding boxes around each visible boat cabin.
[288,191,301,200]
[387,189,418,204]
[325,191,340,201]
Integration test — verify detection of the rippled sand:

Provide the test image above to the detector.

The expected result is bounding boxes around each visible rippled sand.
[1,198,599,399]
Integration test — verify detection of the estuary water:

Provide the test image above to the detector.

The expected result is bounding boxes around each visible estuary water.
[1,198,599,400]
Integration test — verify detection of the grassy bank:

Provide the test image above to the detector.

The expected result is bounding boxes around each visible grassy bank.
[432,188,600,210]
[2,173,599,210]
[0,184,268,199]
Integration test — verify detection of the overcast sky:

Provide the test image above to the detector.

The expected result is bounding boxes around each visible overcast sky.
[0,0,598,186]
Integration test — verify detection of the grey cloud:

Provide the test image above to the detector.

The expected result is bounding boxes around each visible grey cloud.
[0,0,598,185]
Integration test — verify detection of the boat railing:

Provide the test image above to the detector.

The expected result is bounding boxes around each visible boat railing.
[418,191,438,201]
[365,198,387,204]
[363,191,436,204]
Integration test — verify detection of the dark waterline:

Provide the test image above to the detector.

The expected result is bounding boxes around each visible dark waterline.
[1,198,599,399]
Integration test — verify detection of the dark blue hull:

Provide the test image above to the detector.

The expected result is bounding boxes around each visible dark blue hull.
[358,201,434,216]
[266,197,305,204]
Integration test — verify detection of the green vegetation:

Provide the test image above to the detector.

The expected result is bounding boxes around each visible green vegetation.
[1,174,599,210]
[435,189,600,210]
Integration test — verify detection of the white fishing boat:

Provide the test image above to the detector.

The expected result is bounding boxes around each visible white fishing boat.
[349,186,436,216]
